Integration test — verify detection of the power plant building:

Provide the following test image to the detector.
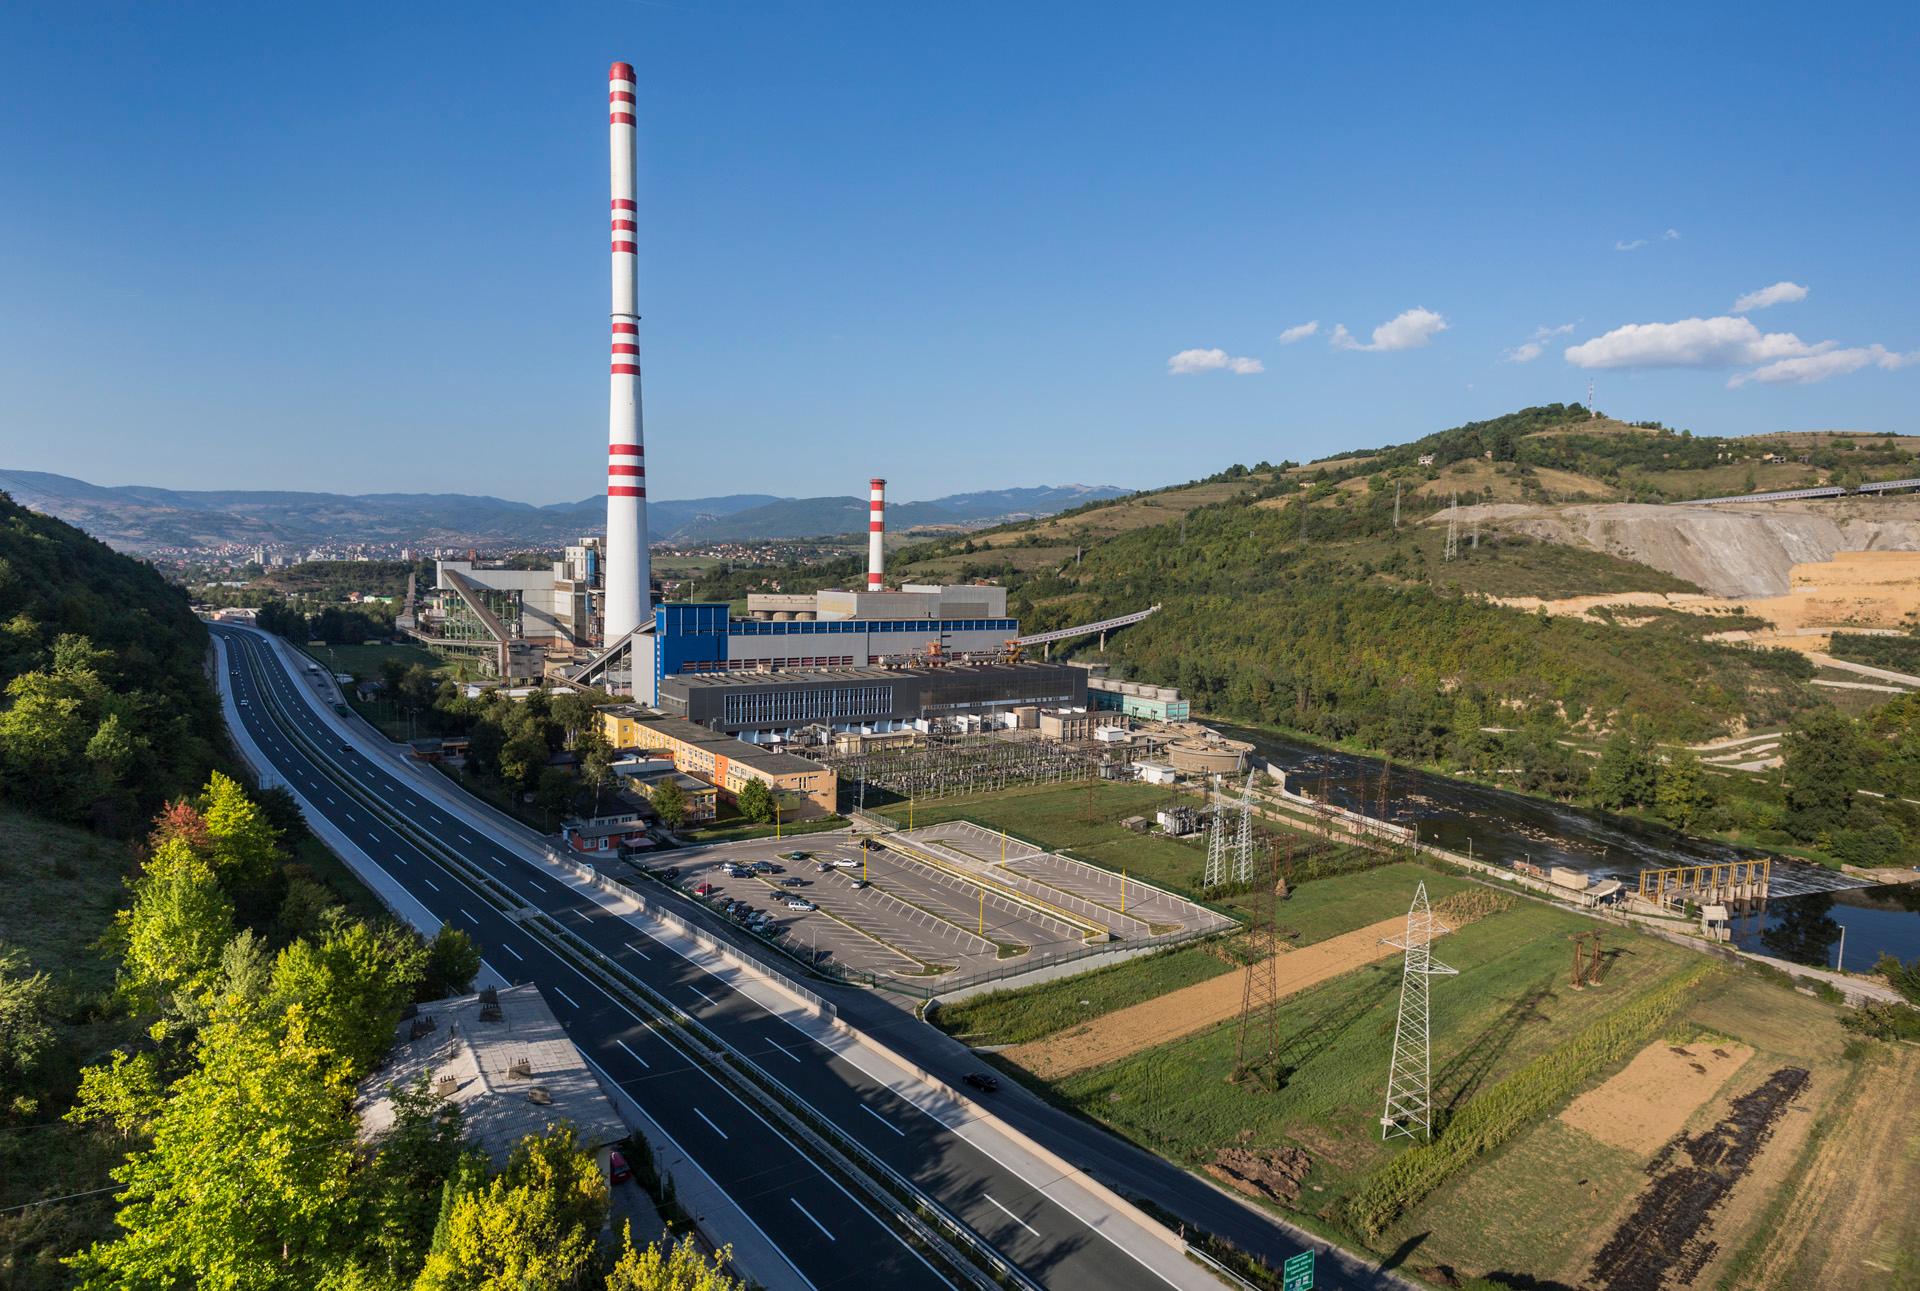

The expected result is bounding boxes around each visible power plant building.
[657,661,1085,742]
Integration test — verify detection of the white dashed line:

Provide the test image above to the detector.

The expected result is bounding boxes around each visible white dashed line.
[615,1039,651,1069]
[459,908,478,924]
[789,1198,834,1240]
[693,1108,728,1139]
[688,987,719,1009]
[623,942,652,962]
[860,1105,905,1137]
[767,1038,802,1063]
[984,1195,1040,1238]
[422,878,440,892]
[499,943,522,961]
[553,986,581,1009]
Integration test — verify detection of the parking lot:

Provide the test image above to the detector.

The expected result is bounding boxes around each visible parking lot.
[622,822,1230,983]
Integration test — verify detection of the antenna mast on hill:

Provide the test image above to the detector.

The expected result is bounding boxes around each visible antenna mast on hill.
[1379,882,1458,1142]
[1588,378,1596,419]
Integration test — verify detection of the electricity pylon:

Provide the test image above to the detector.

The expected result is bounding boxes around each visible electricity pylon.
[1380,882,1457,1142]
[1204,776,1229,889]
[1444,494,1459,561]
[1232,771,1255,884]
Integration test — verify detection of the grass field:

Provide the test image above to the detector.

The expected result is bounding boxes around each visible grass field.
[935,944,1239,1046]
[0,809,154,1289]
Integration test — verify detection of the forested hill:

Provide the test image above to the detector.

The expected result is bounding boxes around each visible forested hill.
[0,490,219,832]
[893,406,1835,764]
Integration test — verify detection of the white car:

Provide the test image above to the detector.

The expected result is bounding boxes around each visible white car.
[785,898,816,911]
[830,858,860,868]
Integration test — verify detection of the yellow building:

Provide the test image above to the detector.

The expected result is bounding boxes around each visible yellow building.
[600,706,837,817]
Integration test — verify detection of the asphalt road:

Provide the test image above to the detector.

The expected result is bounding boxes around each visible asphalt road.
[214,625,1203,1291]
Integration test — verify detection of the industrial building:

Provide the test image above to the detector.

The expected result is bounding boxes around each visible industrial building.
[599,707,838,816]
[655,660,1085,742]
[1088,675,1191,722]
[408,542,610,679]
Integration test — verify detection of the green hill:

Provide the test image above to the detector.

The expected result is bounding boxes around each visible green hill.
[0,490,221,832]
[892,408,1865,756]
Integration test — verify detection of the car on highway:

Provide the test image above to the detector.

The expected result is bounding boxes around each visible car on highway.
[963,1072,1000,1093]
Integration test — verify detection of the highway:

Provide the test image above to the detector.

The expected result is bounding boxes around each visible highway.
[213,624,1220,1291]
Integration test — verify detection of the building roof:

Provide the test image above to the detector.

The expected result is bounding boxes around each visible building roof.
[603,706,830,777]
[355,984,627,1168]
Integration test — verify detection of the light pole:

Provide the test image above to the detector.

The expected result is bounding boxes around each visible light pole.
[1836,923,1847,973]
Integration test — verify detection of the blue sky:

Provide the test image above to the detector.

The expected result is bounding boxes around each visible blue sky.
[2,2,1915,504]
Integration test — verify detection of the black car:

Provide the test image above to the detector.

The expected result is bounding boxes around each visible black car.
[963,1072,999,1093]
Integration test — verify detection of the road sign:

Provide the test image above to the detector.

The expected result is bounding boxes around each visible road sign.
[1283,1250,1315,1291]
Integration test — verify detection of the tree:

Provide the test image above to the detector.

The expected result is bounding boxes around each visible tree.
[268,919,425,1076]
[735,779,773,824]
[120,838,234,1010]
[1876,952,1920,1005]
[1783,709,1866,841]
[578,726,617,815]
[650,777,688,830]
[353,1077,468,1283]
[498,725,550,793]
[0,942,55,1100]
[67,1048,165,1138]
[1654,749,1712,827]
[413,1126,608,1291]
[200,770,284,884]
[605,1231,747,1291]
[419,926,482,1000]
[1588,726,1657,811]
[66,1008,360,1289]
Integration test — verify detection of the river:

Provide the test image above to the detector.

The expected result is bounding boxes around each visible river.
[1726,880,1920,968]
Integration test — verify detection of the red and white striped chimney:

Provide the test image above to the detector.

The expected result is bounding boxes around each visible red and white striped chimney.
[867,478,887,591]
[603,60,650,644]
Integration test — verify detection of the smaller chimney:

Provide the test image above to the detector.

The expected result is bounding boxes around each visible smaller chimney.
[867,478,886,591]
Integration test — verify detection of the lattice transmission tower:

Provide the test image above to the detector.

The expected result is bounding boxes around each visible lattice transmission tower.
[1204,776,1229,889]
[1379,882,1458,1142]
[1235,830,1289,1075]
[1444,494,1459,561]
[1232,771,1255,884]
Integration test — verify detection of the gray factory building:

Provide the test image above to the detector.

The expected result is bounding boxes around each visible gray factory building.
[656,662,1085,741]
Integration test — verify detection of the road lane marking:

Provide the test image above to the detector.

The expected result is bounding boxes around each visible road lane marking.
[984,1195,1040,1238]
[499,943,522,962]
[342,812,355,823]
[688,987,719,1009]
[860,1105,905,1137]
[459,834,474,845]
[693,1108,728,1139]
[790,1198,834,1241]
[422,878,440,892]
[459,908,479,924]
[615,1039,650,1069]
[767,1038,802,1063]
[553,986,581,1009]
[623,941,652,961]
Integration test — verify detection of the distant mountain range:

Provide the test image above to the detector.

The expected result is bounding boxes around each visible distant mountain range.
[0,470,1129,554]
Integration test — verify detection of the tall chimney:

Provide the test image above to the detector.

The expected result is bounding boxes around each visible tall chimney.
[603,60,650,645]
[867,478,886,591]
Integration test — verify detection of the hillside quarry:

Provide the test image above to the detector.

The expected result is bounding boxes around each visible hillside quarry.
[1447,495,1920,598]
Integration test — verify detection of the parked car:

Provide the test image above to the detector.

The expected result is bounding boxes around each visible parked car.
[816,863,832,874]
[784,851,810,862]
[608,1150,633,1184]
[850,879,870,889]
[963,1072,1000,1093]
[781,878,808,888]
[693,883,716,897]
[785,898,816,911]
[831,858,860,868]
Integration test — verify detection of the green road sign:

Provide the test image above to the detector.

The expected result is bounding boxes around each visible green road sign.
[1283,1250,1315,1291]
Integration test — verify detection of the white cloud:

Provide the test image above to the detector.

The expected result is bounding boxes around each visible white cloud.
[1330,307,1448,353]
[1729,345,1918,387]
[1614,229,1680,252]
[1565,313,1915,386]
[1732,280,1809,312]
[1504,322,1574,361]
[1168,347,1264,376]
[1277,321,1319,345]
[1564,316,1824,370]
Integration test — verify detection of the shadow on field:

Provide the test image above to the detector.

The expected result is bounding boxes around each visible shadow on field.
[1264,968,1396,1090]
[1431,975,1555,1127]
